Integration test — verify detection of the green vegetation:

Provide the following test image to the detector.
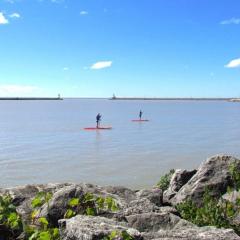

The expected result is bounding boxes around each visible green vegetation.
[31,191,53,225]
[0,194,22,239]
[27,191,60,240]
[64,193,119,219]
[24,217,60,240]
[104,230,133,240]
[0,191,59,240]
[31,191,53,209]
[176,189,233,228]
[176,161,240,233]
[0,190,119,239]
[157,169,175,191]
[229,162,240,190]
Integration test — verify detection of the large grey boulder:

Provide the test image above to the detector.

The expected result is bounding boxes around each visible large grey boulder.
[163,169,196,203]
[126,212,193,232]
[143,227,240,240]
[122,198,159,217]
[40,184,133,226]
[136,188,163,206]
[59,215,142,240]
[40,184,164,226]
[0,183,73,206]
[171,155,240,206]
[115,197,176,223]
[0,183,72,224]
[126,211,240,239]
[104,186,137,203]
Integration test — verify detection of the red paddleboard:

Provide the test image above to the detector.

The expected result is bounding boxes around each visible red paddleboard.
[84,127,112,130]
[131,120,149,122]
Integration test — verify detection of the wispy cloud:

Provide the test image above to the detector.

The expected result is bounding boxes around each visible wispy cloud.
[0,12,9,24]
[80,11,88,15]
[91,61,112,70]
[4,0,15,3]
[51,0,65,3]
[225,58,240,68]
[0,85,38,95]
[210,72,215,77]
[5,0,64,3]
[220,18,240,25]
[63,67,69,71]
[9,12,20,18]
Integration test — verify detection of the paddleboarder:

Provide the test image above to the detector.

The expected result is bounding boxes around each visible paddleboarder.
[139,110,143,120]
[96,113,102,128]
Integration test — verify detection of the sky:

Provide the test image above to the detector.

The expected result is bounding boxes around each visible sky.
[0,0,240,98]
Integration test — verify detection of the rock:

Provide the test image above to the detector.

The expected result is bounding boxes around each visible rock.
[123,198,159,217]
[58,215,142,240]
[136,188,163,206]
[40,184,91,226]
[0,183,73,224]
[157,206,178,215]
[221,190,240,226]
[104,186,137,203]
[163,169,197,203]
[142,227,240,240]
[115,196,179,223]
[40,183,132,226]
[1,183,73,206]
[126,212,193,232]
[123,188,163,216]
[222,190,240,204]
[171,155,240,206]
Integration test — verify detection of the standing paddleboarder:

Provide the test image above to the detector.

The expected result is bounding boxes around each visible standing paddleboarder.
[139,110,143,120]
[96,113,102,128]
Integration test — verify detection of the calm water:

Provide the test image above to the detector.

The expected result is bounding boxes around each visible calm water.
[0,99,240,189]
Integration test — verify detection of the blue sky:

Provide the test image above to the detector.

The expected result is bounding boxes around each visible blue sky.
[0,0,240,98]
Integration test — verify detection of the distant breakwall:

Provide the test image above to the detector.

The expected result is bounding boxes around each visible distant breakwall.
[109,97,233,101]
[0,97,63,100]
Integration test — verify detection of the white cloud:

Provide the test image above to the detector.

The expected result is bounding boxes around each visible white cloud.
[9,12,20,18]
[91,61,112,70]
[225,58,240,68]
[221,18,240,25]
[0,85,38,94]
[63,67,69,71]
[0,12,9,24]
[80,11,88,15]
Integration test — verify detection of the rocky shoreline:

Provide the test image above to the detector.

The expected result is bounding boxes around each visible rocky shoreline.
[1,155,240,240]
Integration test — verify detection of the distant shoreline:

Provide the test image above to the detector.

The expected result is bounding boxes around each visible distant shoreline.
[1,97,239,102]
[109,97,236,101]
[0,97,63,100]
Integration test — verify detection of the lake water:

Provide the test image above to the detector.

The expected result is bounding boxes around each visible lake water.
[1,99,240,189]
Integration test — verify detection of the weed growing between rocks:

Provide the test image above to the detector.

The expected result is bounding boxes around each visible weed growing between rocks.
[24,217,60,240]
[104,230,133,240]
[157,169,175,191]
[176,189,233,228]
[64,193,119,218]
[176,161,240,234]
[27,191,60,240]
[0,191,119,240]
[0,194,22,239]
